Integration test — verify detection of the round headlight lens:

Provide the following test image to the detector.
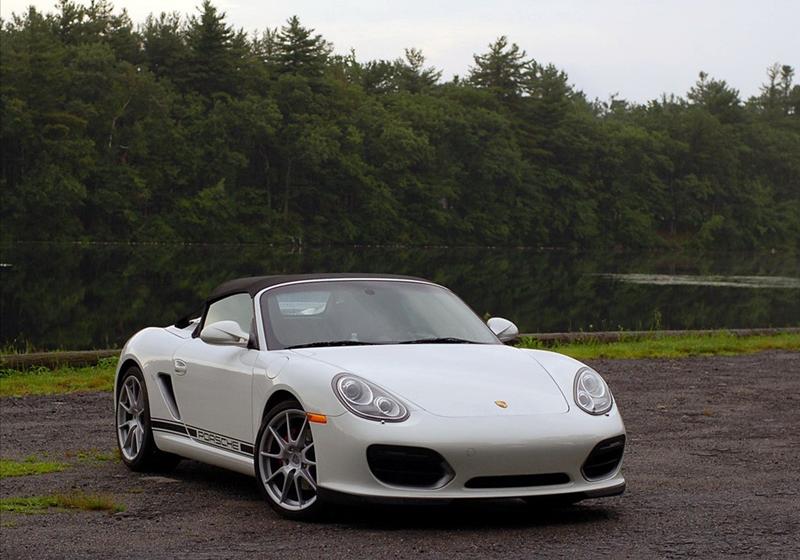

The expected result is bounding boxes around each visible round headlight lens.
[374,396,401,417]
[339,377,373,405]
[574,368,613,415]
[333,374,409,422]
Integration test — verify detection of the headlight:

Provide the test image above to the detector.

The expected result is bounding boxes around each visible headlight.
[574,367,613,415]
[333,374,409,422]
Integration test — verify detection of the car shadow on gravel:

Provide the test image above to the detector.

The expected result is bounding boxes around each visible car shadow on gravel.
[166,461,262,499]
[161,460,618,530]
[321,500,618,530]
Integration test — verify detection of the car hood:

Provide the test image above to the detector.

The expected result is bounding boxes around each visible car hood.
[294,344,570,417]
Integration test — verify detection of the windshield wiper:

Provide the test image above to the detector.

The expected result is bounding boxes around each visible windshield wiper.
[285,340,380,350]
[399,337,479,345]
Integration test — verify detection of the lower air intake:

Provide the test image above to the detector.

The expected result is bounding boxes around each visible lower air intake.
[582,435,626,480]
[366,445,453,488]
[465,472,570,489]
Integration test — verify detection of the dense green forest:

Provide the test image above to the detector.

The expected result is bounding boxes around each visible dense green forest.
[1,1,799,249]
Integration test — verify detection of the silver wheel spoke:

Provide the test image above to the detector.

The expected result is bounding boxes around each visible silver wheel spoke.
[299,468,317,490]
[294,415,308,445]
[294,472,304,507]
[124,384,135,411]
[279,468,294,503]
[264,465,287,484]
[269,427,287,450]
[123,424,135,449]
[134,426,143,454]
[260,450,283,459]
[119,400,132,414]
[118,419,136,431]
[301,443,315,465]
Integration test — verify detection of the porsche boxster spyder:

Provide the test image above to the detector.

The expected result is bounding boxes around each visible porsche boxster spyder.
[115,274,625,519]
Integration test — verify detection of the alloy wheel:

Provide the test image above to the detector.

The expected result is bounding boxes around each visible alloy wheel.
[117,375,146,461]
[258,409,318,511]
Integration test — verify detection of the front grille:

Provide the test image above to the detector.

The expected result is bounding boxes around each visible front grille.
[465,472,570,489]
[582,435,626,480]
[366,445,453,488]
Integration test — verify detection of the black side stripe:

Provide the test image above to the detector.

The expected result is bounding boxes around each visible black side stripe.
[151,418,254,457]
[151,419,188,435]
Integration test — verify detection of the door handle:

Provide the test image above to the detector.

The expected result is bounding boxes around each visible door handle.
[174,359,187,375]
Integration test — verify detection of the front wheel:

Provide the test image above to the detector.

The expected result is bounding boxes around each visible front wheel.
[254,399,322,520]
[116,366,180,472]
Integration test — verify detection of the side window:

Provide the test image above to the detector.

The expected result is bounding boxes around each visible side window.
[204,294,254,334]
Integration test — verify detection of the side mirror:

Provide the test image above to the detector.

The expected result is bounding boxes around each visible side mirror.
[487,317,519,343]
[200,320,249,347]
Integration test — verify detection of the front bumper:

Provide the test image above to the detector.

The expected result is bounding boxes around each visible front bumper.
[311,407,626,500]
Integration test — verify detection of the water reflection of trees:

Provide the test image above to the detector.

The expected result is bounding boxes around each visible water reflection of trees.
[1,244,798,351]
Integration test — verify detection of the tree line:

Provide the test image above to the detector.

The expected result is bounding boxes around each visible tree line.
[1,1,798,249]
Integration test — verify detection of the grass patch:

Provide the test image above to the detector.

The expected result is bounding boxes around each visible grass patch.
[0,457,69,478]
[73,449,119,463]
[0,492,124,514]
[0,334,797,398]
[0,357,116,397]
[517,332,800,360]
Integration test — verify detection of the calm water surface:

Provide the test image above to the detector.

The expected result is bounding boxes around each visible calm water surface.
[0,244,798,351]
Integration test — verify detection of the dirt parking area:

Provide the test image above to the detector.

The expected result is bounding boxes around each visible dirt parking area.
[1,351,799,559]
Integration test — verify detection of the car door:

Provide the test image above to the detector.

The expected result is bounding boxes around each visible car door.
[172,293,258,452]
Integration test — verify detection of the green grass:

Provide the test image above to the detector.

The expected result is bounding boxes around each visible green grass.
[72,449,119,463]
[0,358,116,397]
[0,457,69,478]
[0,334,797,398]
[0,492,124,514]
[517,332,800,360]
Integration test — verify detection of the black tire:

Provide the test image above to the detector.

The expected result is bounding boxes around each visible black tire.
[254,399,324,520]
[115,366,181,472]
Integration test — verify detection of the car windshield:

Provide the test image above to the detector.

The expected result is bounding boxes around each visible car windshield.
[260,280,499,350]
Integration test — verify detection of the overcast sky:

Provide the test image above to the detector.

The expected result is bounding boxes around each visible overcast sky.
[2,0,797,102]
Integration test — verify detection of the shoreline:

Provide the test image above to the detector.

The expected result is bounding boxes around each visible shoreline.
[2,327,798,370]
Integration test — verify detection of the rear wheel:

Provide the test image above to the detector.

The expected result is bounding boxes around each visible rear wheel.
[255,399,322,520]
[116,366,180,472]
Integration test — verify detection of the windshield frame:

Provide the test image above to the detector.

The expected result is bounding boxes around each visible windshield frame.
[254,278,501,351]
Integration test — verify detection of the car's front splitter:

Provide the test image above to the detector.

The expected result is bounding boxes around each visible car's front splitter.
[317,480,626,506]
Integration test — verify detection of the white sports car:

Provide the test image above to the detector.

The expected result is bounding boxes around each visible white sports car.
[115,274,625,519]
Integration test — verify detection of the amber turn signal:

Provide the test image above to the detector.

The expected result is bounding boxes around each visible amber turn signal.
[306,412,328,424]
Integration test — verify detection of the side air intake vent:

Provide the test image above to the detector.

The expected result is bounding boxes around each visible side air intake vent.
[156,373,181,420]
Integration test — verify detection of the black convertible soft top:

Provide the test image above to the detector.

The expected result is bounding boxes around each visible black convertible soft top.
[206,273,427,303]
[174,273,429,329]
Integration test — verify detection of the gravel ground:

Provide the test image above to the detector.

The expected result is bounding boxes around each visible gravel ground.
[1,351,799,559]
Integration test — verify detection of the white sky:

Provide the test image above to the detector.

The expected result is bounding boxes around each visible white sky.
[2,0,798,102]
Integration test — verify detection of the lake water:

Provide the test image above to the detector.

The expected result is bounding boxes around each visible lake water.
[1,243,798,351]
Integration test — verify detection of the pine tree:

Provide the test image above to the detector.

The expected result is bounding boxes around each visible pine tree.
[185,1,237,96]
[275,16,330,78]
[394,48,441,93]
[688,71,742,124]
[468,36,532,99]
[142,12,187,80]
